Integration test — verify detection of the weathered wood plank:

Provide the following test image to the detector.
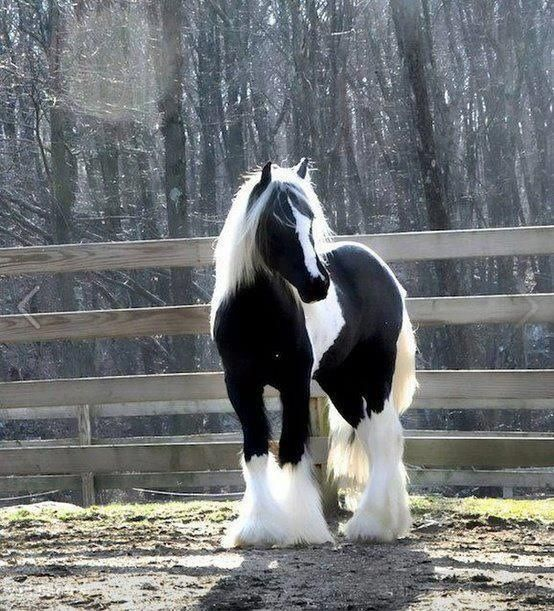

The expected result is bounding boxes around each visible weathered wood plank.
[0,438,79,448]
[77,405,95,507]
[2,294,552,344]
[0,305,211,343]
[0,237,215,276]
[406,293,554,326]
[98,468,553,491]
[1,396,550,421]
[96,470,244,490]
[403,437,554,469]
[407,468,554,489]
[0,429,548,449]
[0,475,81,494]
[0,436,551,476]
[340,226,554,263]
[1,226,551,276]
[0,370,551,410]
[0,442,244,475]
[0,372,228,408]
[1,468,551,496]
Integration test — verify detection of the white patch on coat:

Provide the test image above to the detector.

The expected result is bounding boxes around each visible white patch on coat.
[273,452,333,544]
[343,398,412,542]
[223,454,290,548]
[301,280,345,374]
[289,202,323,280]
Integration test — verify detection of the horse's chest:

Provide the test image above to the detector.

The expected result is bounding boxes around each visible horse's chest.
[301,282,345,374]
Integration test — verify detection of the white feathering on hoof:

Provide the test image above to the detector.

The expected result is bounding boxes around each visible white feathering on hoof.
[343,402,412,542]
[223,454,290,548]
[327,305,417,521]
[274,453,333,545]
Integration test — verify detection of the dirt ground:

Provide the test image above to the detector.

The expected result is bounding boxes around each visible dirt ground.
[0,497,552,610]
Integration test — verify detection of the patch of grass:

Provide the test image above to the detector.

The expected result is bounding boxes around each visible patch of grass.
[410,495,553,524]
[1,496,551,528]
[6,508,42,524]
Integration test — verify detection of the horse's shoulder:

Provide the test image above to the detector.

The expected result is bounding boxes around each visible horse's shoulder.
[212,280,301,341]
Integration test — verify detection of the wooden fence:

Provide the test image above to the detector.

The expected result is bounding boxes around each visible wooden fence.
[0,225,552,504]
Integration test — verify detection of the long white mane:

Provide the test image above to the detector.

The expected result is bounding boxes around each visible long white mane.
[211,165,332,319]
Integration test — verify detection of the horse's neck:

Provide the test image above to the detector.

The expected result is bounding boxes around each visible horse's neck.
[255,273,298,306]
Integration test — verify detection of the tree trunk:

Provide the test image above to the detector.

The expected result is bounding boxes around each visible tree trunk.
[151,0,194,371]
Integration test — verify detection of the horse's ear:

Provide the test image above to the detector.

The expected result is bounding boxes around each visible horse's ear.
[295,157,309,179]
[259,161,272,190]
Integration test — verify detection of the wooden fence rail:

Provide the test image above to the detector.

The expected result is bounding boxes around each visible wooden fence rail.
[1,468,552,498]
[1,225,552,276]
[1,293,552,343]
[1,429,552,449]
[1,436,552,477]
[0,370,552,410]
[1,395,550,423]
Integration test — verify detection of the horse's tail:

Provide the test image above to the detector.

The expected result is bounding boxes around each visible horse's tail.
[326,304,417,507]
[392,304,418,414]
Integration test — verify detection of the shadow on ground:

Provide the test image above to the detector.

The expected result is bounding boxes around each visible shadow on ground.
[198,535,433,610]
[1,500,552,610]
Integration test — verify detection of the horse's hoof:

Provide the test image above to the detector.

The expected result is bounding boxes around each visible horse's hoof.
[343,510,394,543]
[395,508,413,538]
[222,515,291,549]
[288,527,334,546]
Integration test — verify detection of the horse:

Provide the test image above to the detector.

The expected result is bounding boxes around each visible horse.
[211,159,417,547]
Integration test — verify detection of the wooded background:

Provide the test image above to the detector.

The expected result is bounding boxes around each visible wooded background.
[0,0,551,396]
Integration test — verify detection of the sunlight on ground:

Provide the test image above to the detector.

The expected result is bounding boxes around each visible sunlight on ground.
[1,496,552,609]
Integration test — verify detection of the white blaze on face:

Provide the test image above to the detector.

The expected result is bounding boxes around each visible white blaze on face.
[289,201,323,280]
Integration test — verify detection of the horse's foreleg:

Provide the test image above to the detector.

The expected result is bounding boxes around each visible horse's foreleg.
[276,381,333,545]
[344,394,411,542]
[223,375,288,548]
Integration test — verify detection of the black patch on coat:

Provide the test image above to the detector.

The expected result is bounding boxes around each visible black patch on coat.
[213,241,403,464]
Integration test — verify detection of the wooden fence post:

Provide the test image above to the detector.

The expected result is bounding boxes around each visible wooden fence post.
[77,404,96,506]
[310,396,339,515]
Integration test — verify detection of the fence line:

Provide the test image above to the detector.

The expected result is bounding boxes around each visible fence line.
[1,293,553,344]
[1,429,552,449]
[0,436,552,478]
[0,224,552,502]
[1,468,551,497]
[0,370,551,410]
[1,225,552,276]
[1,396,550,422]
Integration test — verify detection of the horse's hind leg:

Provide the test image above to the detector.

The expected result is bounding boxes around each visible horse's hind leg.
[344,348,411,542]
[223,374,289,548]
[276,377,333,544]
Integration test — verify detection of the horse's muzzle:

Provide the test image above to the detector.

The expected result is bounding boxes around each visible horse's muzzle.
[299,274,330,303]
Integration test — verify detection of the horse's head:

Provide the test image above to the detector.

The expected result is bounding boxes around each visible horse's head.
[253,160,330,303]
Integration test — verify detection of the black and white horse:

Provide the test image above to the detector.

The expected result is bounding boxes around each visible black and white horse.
[211,160,417,547]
